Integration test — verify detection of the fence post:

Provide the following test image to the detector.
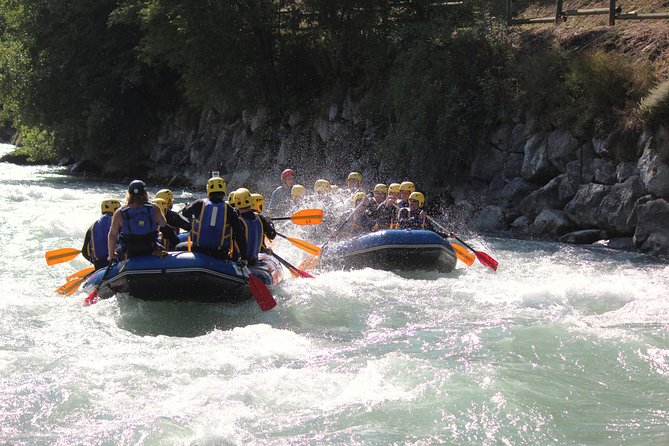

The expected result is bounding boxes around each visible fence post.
[555,0,564,23]
[507,0,514,25]
[609,0,616,24]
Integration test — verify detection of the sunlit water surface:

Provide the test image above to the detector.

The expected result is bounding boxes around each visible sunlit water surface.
[1,144,668,445]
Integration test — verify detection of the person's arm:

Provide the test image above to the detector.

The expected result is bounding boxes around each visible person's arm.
[266,187,279,215]
[259,214,276,240]
[107,210,122,261]
[181,199,202,221]
[167,209,191,231]
[228,205,248,262]
[397,208,411,229]
[81,226,93,262]
[153,203,167,227]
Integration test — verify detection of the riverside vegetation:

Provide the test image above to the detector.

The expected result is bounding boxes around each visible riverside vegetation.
[1,0,668,257]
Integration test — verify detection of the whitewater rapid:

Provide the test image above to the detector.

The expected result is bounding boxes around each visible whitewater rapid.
[1,144,668,445]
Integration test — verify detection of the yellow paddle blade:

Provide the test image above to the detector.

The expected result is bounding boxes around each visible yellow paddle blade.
[45,248,81,266]
[66,267,95,282]
[56,276,86,296]
[298,254,320,271]
[286,236,321,256]
[451,243,475,266]
[290,209,323,225]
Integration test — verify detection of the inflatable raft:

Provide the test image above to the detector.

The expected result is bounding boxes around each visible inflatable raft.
[82,252,282,303]
[321,229,457,273]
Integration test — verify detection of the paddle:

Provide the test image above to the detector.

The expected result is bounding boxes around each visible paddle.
[450,243,475,266]
[271,209,323,225]
[66,266,95,282]
[297,254,319,272]
[275,232,321,256]
[241,266,276,311]
[56,275,88,296]
[426,216,491,268]
[84,262,116,306]
[272,252,314,278]
[448,233,498,271]
[45,248,81,266]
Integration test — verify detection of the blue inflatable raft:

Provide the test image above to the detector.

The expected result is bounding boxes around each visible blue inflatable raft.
[82,252,282,303]
[321,229,457,273]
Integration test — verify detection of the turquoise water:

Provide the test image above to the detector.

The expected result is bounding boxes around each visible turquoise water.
[1,144,668,445]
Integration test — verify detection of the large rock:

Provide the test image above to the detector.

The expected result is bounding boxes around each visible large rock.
[531,209,574,236]
[638,147,669,199]
[518,174,575,220]
[472,205,507,230]
[560,229,606,244]
[566,142,595,184]
[616,162,639,182]
[592,158,617,185]
[547,129,579,172]
[495,177,538,209]
[563,183,612,228]
[598,175,647,235]
[521,132,560,183]
[633,198,669,257]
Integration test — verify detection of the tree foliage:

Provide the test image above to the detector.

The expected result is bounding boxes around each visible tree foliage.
[0,0,511,173]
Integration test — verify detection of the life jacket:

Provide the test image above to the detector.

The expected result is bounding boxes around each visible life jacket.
[89,213,112,261]
[190,199,232,252]
[398,207,425,230]
[238,213,264,260]
[119,204,158,256]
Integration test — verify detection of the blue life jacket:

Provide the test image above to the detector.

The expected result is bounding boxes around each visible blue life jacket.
[121,204,156,235]
[90,213,112,261]
[119,204,158,256]
[190,199,232,251]
[239,213,264,260]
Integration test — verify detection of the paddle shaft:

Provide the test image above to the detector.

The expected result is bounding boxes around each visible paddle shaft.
[275,232,321,256]
[271,252,313,278]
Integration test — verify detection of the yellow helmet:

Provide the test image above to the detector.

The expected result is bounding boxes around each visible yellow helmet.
[227,191,236,208]
[291,184,306,198]
[373,183,388,194]
[234,188,253,209]
[353,191,367,207]
[399,181,415,192]
[348,172,362,182]
[101,199,121,214]
[314,179,331,193]
[409,191,425,207]
[251,193,264,213]
[151,198,168,215]
[388,183,401,194]
[207,177,226,196]
[156,189,173,206]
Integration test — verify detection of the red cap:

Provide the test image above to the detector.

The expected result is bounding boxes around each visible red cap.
[281,168,296,180]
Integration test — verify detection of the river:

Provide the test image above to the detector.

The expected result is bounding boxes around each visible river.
[1,143,668,445]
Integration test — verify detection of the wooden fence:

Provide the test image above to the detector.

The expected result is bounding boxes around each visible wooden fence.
[507,0,669,25]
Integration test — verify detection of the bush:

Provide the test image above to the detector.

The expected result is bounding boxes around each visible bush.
[14,126,57,163]
[637,78,669,129]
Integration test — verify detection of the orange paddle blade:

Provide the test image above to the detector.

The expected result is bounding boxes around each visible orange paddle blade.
[450,243,475,266]
[45,248,81,266]
[273,209,324,225]
[66,267,95,282]
[291,209,323,225]
[56,276,86,296]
